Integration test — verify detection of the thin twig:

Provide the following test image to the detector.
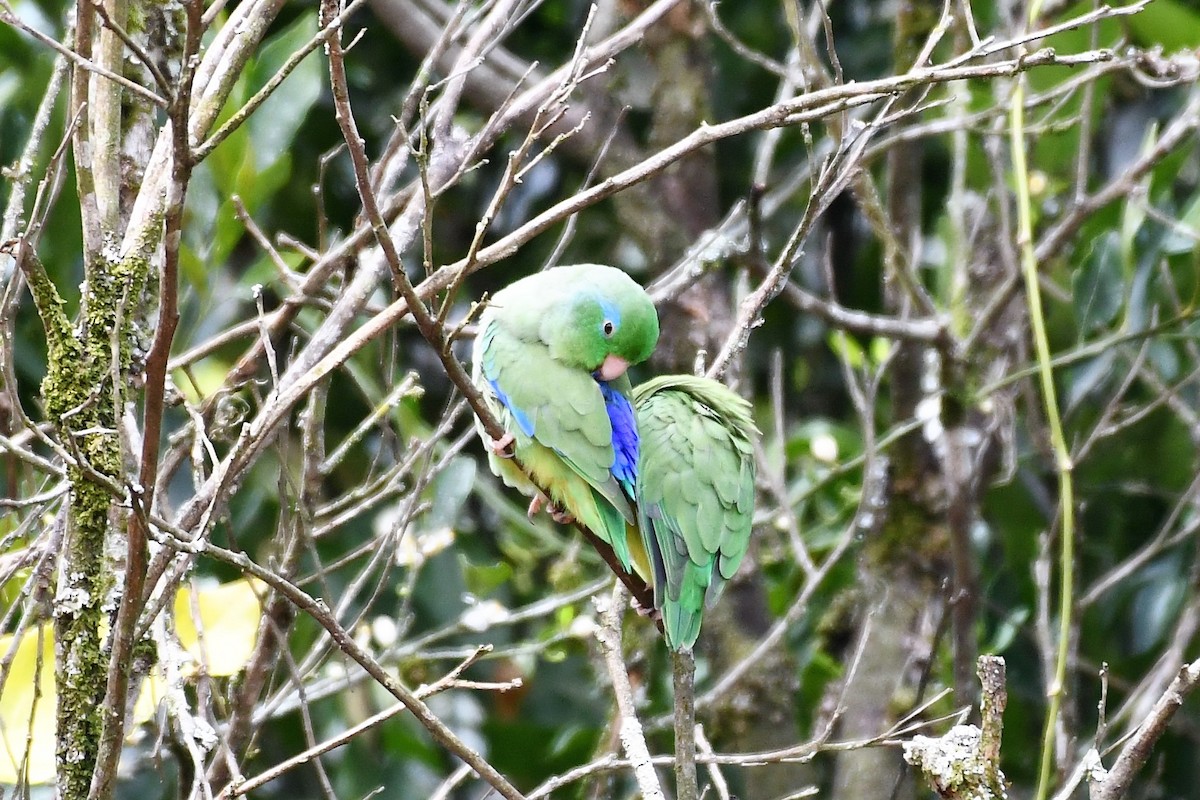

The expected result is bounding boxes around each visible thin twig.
[694,724,731,800]
[0,0,168,107]
[223,647,521,797]
[90,0,173,98]
[145,525,529,800]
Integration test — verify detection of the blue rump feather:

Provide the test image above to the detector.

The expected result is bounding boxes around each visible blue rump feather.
[597,381,638,497]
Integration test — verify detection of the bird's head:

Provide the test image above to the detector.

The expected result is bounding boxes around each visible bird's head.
[538,264,659,379]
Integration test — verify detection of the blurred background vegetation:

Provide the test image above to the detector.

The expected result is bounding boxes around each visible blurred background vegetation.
[2,0,1200,798]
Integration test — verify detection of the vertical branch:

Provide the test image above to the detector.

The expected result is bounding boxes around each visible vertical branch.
[671,649,698,800]
[70,0,102,260]
[832,3,948,799]
[89,1,200,797]
[944,8,981,712]
[904,655,1008,798]
[121,0,288,253]
[596,584,665,800]
[945,424,979,709]
[1010,6,1076,800]
[89,0,123,230]
[46,5,127,769]
[978,655,1008,794]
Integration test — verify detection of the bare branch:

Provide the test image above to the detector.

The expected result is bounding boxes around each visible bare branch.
[595,584,665,800]
[1091,659,1200,800]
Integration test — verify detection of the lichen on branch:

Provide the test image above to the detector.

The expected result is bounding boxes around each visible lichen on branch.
[16,215,163,800]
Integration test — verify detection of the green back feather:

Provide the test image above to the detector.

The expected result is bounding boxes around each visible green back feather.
[633,375,759,650]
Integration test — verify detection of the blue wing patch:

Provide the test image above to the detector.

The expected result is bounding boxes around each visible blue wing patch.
[487,378,535,437]
[598,381,638,497]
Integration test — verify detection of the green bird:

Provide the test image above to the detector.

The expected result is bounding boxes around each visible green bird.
[632,375,759,650]
[472,264,660,574]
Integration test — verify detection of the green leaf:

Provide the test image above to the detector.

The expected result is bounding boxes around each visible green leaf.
[461,556,513,597]
[1072,231,1123,334]
[827,331,865,368]
[869,336,892,365]
[1119,124,1157,271]
[1127,0,1200,51]
[986,607,1030,654]
[1163,190,1200,255]
[428,456,477,531]
[246,14,322,170]
[1065,350,1116,413]
[1129,558,1187,655]
[1148,340,1181,383]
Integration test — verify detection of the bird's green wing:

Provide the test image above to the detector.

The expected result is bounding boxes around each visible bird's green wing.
[634,375,758,650]
[480,320,636,564]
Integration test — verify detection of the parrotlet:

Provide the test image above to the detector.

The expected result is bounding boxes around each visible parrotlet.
[472,264,659,574]
[632,375,759,650]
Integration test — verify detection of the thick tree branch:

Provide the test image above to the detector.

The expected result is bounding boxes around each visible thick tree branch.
[672,649,698,800]
[89,3,202,797]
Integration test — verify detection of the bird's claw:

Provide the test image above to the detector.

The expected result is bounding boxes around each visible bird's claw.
[527,495,573,524]
[488,432,516,458]
[527,494,546,519]
[630,596,661,620]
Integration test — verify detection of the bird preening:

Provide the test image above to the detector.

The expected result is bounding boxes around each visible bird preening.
[471,263,760,651]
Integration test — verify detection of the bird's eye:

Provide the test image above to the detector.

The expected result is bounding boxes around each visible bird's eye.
[602,320,615,337]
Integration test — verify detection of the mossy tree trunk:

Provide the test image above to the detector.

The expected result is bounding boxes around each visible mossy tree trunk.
[24,1,180,797]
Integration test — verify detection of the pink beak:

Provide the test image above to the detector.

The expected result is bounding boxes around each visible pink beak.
[596,354,630,382]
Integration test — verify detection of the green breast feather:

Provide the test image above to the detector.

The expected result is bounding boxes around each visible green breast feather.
[633,374,759,650]
[478,318,636,563]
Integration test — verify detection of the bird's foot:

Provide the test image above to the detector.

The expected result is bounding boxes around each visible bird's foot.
[488,432,515,458]
[527,494,546,519]
[548,503,575,525]
[528,495,573,524]
[630,596,661,620]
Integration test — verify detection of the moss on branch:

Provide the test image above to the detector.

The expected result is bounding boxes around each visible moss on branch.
[41,217,160,800]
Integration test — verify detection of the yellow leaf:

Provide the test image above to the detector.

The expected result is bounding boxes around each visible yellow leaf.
[0,626,56,785]
[131,669,166,726]
[174,579,265,677]
[173,360,232,403]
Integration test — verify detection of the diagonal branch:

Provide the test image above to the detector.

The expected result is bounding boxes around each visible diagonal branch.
[1090,659,1200,800]
[152,531,530,800]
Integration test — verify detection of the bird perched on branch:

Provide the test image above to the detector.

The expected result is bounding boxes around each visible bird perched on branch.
[633,375,759,651]
[471,264,660,577]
